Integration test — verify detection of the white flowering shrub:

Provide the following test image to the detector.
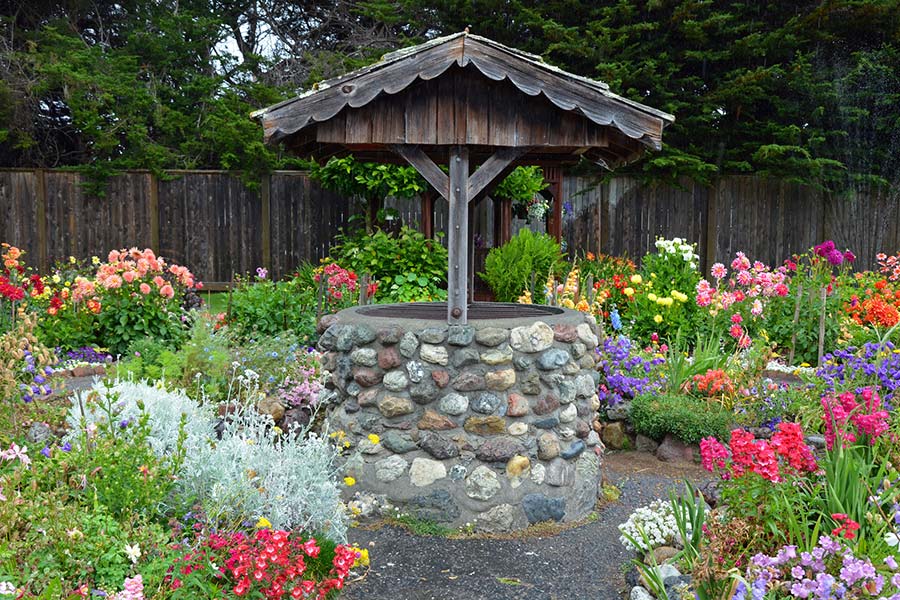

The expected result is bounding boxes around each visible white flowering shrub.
[65,379,348,542]
[618,499,689,553]
[654,236,700,269]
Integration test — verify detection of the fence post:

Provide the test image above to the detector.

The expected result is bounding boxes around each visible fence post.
[148,172,160,253]
[34,169,48,271]
[261,173,272,273]
[704,179,718,276]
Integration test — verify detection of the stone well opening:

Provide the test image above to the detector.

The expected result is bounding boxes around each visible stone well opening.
[318,304,603,532]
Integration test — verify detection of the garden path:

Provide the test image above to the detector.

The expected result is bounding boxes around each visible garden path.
[343,451,710,600]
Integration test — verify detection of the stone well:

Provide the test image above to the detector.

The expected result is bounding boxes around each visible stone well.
[317,303,603,532]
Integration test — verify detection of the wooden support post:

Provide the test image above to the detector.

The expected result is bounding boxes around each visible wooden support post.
[468,201,476,303]
[448,146,469,324]
[544,166,563,241]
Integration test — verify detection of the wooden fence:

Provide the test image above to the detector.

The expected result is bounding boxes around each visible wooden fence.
[1,169,897,288]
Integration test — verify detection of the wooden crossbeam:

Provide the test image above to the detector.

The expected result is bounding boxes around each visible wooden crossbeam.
[390,145,449,200]
[467,147,528,201]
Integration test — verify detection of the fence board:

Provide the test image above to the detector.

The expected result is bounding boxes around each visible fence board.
[0,170,897,287]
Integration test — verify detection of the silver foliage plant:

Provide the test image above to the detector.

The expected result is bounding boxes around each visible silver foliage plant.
[64,379,348,542]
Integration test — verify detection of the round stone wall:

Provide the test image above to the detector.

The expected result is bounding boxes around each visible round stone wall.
[317,303,603,532]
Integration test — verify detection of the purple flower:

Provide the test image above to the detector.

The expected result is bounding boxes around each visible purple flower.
[826,249,844,266]
[40,446,51,458]
[886,555,898,570]
[256,267,268,279]
[844,250,856,263]
[119,419,130,429]
[61,441,71,452]
[34,374,46,385]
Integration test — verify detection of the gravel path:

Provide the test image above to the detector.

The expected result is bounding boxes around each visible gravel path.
[342,452,710,600]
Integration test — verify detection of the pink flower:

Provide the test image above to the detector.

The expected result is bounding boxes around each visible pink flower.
[139,283,151,295]
[152,276,165,288]
[104,275,123,289]
[731,313,743,324]
[729,324,743,339]
[751,299,763,317]
[159,284,175,299]
[123,271,138,284]
[710,263,727,280]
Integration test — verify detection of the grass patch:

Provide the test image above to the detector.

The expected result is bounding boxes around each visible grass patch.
[388,514,456,537]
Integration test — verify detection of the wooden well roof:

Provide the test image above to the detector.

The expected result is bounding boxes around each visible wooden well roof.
[252,32,674,168]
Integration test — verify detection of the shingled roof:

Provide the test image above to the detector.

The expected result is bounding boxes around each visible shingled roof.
[252,32,674,168]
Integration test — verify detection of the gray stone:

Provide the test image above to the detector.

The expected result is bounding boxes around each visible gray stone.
[335,324,376,351]
[409,457,447,487]
[346,382,361,397]
[408,489,460,522]
[475,327,508,347]
[559,403,577,423]
[656,434,696,462]
[343,400,360,413]
[358,438,383,454]
[452,370,485,391]
[509,322,555,353]
[451,348,481,368]
[636,434,660,453]
[558,426,576,440]
[575,373,596,398]
[481,345,514,365]
[574,419,591,439]
[522,494,566,523]
[806,434,826,450]
[343,451,366,478]
[357,389,379,407]
[465,465,501,500]
[630,586,654,600]
[664,575,693,600]
[571,342,587,358]
[419,432,460,459]
[377,395,414,418]
[485,369,516,391]
[533,416,560,429]
[383,370,409,392]
[449,464,468,481]
[439,393,469,416]
[26,422,53,445]
[374,455,408,482]
[358,413,383,432]
[546,458,575,486]
[508,422,528,436]
[530,463,546,485]
[534,394,560,415]
[538,348,571,370]
[448,325,475,346]
[420,344,449,366]
[476,436,524,462]
[561,440,586,459]
[420,327,448,344]
[381,430,417,453]
[586,431,602,447]
[572,452,602,515]
[406,360,426,383]
[513,355,534,371]
[471,392,502,414]
[350,347,377,367]
[398,332,419,358]
[410,380,440,404]
[317,324,339,351]
[520,371,541,394]
[606,401,631,421]
[579,355,596,369]
[377,326,405,345]
[557,380,576,404]
[538,432,560,460]
[576,323,599,348]
[476,504,516,533]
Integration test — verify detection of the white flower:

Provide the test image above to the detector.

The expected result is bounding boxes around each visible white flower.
[0,582,15,596]
[886,533,899,547]
[124,543,141,564]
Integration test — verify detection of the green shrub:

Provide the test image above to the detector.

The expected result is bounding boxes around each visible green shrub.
[480,229,563,302]
[330,226,448,302]
[629,392,733,444]
[227,268,319,341]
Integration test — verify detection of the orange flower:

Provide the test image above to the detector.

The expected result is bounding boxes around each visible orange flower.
[86,299,102,314]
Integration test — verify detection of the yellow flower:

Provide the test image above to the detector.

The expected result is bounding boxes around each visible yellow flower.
[800,362,810,368]
[630,274,643,285]
[654,314,663,324]
[51,274,61,284]
[660,297,674,307]
[353,547,370,567]
[647,293,658,302]
[344,476,356,487]
[367,434,380,445]
[561,298,575,309]
[671,290,688,303]
[68,256,76,264]
[255,517,272,529]
[623,287,634,297]
[650,272,657,278]
[91,256,100,265]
